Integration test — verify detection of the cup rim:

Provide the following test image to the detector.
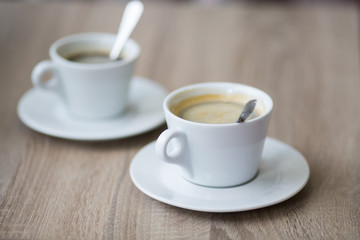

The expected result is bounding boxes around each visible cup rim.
[49,32,140,70]
[164,82,273,127]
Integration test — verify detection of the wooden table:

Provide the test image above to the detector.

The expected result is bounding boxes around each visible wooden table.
[0,1,359,239]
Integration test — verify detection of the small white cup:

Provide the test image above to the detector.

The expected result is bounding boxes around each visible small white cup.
[156,82,273,187]
[31,32,140,119]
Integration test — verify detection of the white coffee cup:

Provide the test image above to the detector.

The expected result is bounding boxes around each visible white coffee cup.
[31,32,140,119]
[156,82,273,187]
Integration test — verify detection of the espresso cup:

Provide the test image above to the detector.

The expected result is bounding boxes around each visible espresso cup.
[31,32,140,119]
[156,82,273,187]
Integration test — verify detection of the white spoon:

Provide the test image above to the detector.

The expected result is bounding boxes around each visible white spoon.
[109,0,144,60]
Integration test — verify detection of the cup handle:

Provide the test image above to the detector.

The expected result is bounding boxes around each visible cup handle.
[156,128,188,164]
[31,60,61,94]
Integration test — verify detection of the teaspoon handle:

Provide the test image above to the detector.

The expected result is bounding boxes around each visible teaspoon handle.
[109,1,144,60]
[237,99,257,123]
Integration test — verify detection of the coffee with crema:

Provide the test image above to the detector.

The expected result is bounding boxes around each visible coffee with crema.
[171,94,262,124]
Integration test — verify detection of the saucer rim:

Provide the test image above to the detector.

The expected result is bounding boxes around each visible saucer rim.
[17,76,167,141]
[130,137,310,213]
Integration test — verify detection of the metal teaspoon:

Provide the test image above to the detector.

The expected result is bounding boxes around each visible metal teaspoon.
[236,99,257,123]
[109,0,144,60]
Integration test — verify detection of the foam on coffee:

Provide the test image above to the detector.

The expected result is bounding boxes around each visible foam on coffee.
[171,94,262,124]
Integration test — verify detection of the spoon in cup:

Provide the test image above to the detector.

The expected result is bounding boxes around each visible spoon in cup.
[109,0,144,61]
[237,99,257,123]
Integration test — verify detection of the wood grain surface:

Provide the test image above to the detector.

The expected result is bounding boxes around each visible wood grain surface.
[0,1,359,239]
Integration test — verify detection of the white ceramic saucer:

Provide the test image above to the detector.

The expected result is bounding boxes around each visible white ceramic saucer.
[17,77,167,141]
[130,137,310,212]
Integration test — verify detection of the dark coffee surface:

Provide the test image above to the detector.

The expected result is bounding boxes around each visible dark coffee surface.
[66,51,122,64]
